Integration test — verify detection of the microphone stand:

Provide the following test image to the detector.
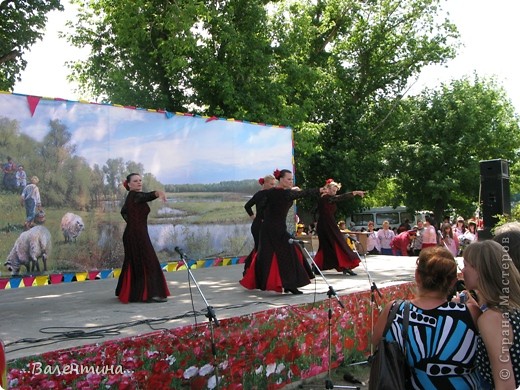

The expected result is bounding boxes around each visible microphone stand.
[291,239,359,390]
[347,236,381,359]
[176,247,220,389]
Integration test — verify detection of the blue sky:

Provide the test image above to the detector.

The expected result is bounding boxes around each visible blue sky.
[0,94,293,184]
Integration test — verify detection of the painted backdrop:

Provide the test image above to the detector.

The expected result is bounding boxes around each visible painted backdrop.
[0,93,293,273]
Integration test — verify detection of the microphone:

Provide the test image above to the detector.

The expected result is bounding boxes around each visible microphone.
[288,238,305,245]
[175,246,187,258]
[437,230,444,239]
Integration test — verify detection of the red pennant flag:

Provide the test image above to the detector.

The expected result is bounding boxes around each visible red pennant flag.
[27,95,41,117]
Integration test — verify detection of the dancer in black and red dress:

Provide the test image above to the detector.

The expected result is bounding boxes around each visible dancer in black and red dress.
[314,179,365,275]
[240,169,324,294]
[242,174,277,275]
[115,173,170,303]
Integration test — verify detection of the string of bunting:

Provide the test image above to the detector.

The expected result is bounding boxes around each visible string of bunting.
[1,91,289,129]
[0,256,247,290]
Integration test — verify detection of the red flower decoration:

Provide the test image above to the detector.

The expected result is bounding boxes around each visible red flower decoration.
[123,180,130,191]
[273,169,281,180]
[258,178,265,185]
[326,178,333,185]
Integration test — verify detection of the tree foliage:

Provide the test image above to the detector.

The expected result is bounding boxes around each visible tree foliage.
[0,0,63,90]
[384,76,520,222]
[66,0,464,217]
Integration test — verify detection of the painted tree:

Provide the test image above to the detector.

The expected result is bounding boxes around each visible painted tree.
[0,0,63,90]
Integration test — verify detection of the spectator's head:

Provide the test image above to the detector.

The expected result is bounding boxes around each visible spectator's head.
[425,215,435,226]
[441,222,454,238]
[467,220,477,233]
[30,176,39,184]
[493,222,520,271]
[463,240,520,310]
[368,221,375,230]
[415,246,457,297]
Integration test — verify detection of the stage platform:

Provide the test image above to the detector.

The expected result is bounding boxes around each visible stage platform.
[0,254,424,362]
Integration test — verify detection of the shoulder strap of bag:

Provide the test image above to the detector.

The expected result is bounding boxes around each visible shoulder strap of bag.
[383,299,403,334]
[401,300,410,355]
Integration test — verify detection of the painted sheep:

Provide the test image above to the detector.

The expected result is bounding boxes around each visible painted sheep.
[4,225,51,275]
[61,212,85,243]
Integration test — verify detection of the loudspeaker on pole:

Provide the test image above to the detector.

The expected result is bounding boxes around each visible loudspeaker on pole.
[480,159,511,238]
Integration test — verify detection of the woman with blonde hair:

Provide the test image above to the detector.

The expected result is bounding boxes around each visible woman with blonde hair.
[313,178,365,275]
[462,240,520,389]
[376,220,395,255]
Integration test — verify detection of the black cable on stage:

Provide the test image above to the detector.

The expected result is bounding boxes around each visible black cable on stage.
[4,300,283,355]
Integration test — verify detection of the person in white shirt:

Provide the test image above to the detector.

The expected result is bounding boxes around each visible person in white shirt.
[366,221,381,254]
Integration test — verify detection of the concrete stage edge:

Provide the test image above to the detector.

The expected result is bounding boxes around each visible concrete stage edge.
[0,254,453,363]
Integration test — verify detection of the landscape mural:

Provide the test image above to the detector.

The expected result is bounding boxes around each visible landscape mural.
[0,93,294,274]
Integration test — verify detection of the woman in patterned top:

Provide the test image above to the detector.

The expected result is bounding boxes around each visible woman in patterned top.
[372,246,481,389]
[462,240,520,390]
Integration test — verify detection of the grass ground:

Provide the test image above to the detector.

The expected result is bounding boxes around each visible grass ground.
[0,191,252,274]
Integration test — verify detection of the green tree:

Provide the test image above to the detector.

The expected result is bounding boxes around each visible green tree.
[385,76,520,223]
[38,119,79,207]
[66,0,464,216]
[272,0,460,215]
[90,163,106,206]
[0,0,63,90]
[103,158,125,193]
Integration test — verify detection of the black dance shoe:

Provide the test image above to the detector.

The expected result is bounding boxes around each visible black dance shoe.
[284,288,303,295]
[343,269,357,276]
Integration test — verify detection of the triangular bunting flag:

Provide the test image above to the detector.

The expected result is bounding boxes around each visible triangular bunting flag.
[26,96,41,117]
[22,276,36,287]
[50,274,63,284]
[35,275,49,286]
[99,270,113,279]
[8,278,22,288]
[75,272,87,281]
[63,273,75,283]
